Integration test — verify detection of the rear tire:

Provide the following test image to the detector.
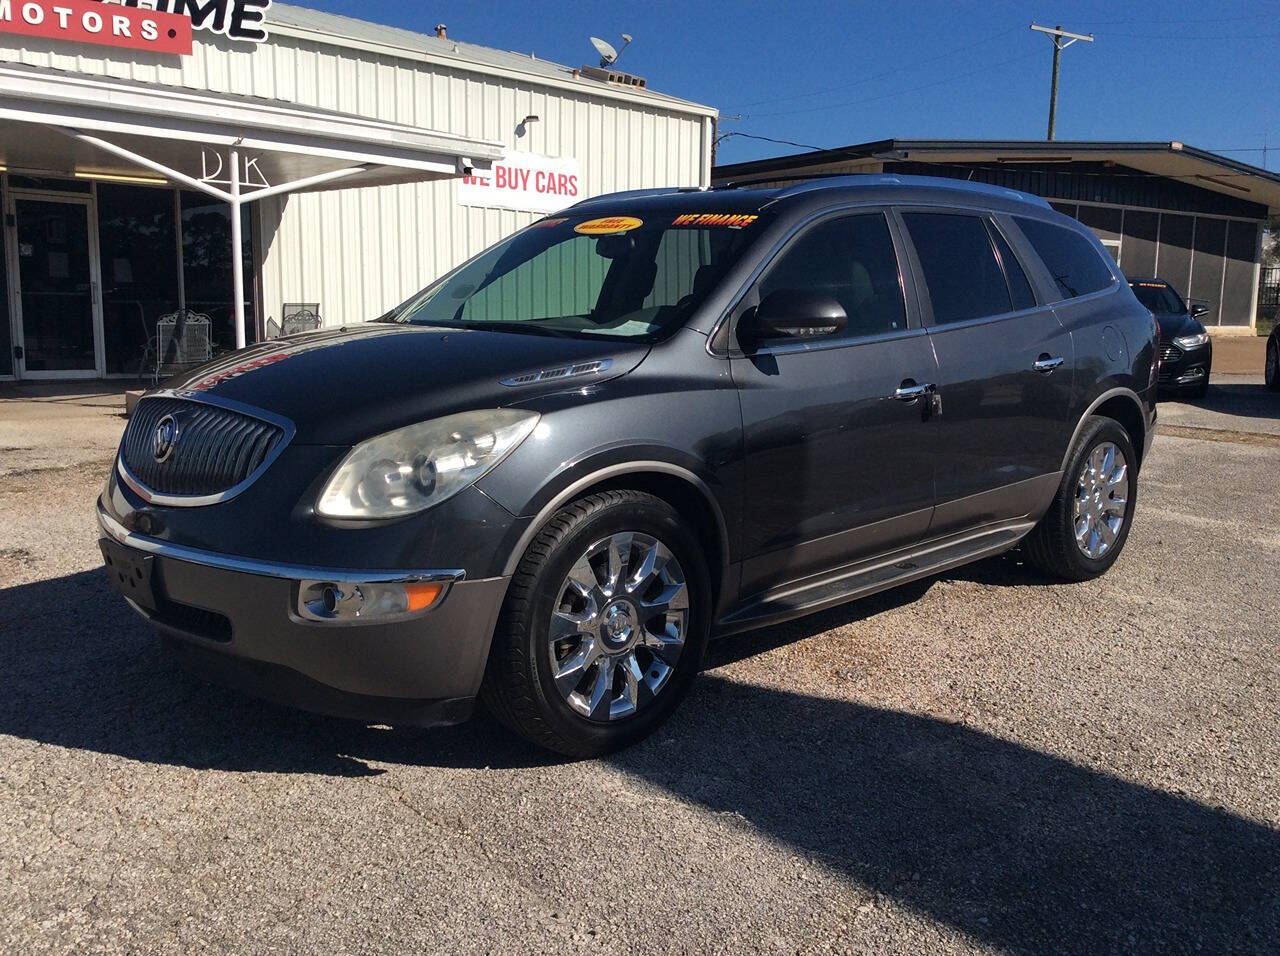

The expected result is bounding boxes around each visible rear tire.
[1266,337,1280,392]
[1024,416,1138,582]
[480,490,711,757]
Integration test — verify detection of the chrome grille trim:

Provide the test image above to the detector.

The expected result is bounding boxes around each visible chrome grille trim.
[117,389,295,508]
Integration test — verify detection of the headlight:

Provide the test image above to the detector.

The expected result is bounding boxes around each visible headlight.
[1173,332,1209,349]
[317,409,539,519]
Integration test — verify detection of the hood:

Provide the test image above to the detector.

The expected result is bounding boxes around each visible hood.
[163,324,646,444]
[1155,312,1204,340]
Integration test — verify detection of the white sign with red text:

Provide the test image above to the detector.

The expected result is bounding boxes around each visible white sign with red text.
[458,152,581,215]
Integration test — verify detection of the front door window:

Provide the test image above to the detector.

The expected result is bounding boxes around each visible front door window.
[15,198,97,374]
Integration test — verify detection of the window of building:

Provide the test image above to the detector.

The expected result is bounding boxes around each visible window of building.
[1015,216,1116,300]
[758,213,906,339]
[902,212,1012,324]
[986,221,1037,311]
[181,192,255,354]
[98,184,180,375]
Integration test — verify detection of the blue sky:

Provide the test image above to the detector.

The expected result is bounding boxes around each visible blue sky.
[301,0,1280,170]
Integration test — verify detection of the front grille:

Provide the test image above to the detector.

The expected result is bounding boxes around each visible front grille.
[1159,344,1182,363]
[121,397,286,499]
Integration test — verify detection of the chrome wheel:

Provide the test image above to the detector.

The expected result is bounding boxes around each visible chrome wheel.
[548,532,689,722]
[1073,441,1129,559]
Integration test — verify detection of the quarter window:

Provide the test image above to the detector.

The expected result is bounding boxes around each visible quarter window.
[1015,216,1116,300]
[757,213,906,340]
[902,213,1012,324]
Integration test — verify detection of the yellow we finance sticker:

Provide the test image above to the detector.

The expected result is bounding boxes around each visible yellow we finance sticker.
[574,216,643,235]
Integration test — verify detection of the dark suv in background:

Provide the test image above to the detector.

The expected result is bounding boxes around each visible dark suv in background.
[1129,277,1213,397]
[99,176,1157,756]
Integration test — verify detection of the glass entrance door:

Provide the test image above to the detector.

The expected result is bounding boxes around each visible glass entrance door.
[12,195,103,377]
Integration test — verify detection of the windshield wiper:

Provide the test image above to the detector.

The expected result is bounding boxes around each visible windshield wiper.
[447,320,579,338]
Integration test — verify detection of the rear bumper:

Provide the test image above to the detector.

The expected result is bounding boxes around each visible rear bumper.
[97,502,508,726]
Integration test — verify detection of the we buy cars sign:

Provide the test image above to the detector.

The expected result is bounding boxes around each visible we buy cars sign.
[0,0,193,54]
[459,152,582,215]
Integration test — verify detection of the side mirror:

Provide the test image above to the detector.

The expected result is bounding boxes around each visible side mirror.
[746,289,848,343]
[1190,303,1210,319]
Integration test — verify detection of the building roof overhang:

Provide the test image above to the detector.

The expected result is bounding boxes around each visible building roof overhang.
[0,63,505,193]
[714,139,1280,215]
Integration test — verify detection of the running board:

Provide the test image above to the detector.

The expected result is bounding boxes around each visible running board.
[714,521,1035,637]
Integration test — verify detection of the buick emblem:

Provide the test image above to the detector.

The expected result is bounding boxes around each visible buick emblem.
[152,414,180,463]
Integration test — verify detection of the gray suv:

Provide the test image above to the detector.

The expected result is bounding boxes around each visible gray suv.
[98,176,1158,756]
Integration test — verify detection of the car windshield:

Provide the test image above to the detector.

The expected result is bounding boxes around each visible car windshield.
[390,210,769,340]
[1130,281,1186,315]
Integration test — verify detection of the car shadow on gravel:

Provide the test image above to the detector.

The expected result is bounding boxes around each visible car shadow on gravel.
[613,674,1280,954]
[0,569,556,776]
[6,569,1278,949]
[1164,383,1280,419]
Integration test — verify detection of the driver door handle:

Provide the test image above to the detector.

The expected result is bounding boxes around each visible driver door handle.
[1033,355,1064,373]
[893,381,935,402]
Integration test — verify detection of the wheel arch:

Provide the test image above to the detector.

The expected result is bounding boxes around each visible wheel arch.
[1062,387,1149,473]
[498,460,733,610]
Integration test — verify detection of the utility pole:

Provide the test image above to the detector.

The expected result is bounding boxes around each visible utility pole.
[1031,24,1093,141]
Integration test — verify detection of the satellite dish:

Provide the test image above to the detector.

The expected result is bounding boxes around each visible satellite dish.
[589,33,633,67]
[590,36,618,66]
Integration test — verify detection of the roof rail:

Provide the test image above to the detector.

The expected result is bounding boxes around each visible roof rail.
[570,186,704,208]
[769,173,1052,208]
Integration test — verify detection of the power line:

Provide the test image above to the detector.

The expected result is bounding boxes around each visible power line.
[1088,12,1274,26]
[1095,29,1280,40]
[743,51,1039,119]
[715,132,828,152]
[724,26,1021,110]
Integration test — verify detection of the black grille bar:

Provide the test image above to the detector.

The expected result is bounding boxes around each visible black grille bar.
[120,396,287,500]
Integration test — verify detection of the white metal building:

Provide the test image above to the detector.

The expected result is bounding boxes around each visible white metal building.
[0,2,716,379]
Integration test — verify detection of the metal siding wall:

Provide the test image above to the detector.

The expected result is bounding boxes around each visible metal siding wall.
[1157,214,1194,295]
[1,34,710,327]
[1120,210,1159,278]
[1189,217,1227,325]
[1222,221,1260,328]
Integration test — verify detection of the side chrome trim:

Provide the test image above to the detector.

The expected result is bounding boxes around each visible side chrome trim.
[117,389,296,508]
[500,358,614,387]
[97,503,465,586]
[1060,386,1149,473]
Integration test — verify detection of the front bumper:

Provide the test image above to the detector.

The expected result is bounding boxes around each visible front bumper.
[97,502,509,726]
[1158,342,1212,390]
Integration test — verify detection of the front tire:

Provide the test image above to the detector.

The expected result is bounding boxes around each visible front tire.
[480,490,711,757]
[1266,337,1280,392]
[1024,416,1139,581]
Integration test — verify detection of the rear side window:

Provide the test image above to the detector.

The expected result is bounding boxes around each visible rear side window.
[1015,216,1116,299]
[986,221,1037,311]
[758,213,906,339]
[902,213,1012,324]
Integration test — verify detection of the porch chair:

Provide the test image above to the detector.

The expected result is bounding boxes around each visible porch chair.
[281,302,322,336]
[152,309,213,384]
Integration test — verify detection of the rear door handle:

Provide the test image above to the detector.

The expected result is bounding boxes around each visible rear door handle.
[1033,355,1064,373]
[893,381,935,402]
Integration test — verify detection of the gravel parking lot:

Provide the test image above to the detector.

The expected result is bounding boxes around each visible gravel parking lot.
[1,380,1277,954]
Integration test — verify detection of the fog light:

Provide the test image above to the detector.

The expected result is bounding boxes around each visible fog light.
[296,578,446,624]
